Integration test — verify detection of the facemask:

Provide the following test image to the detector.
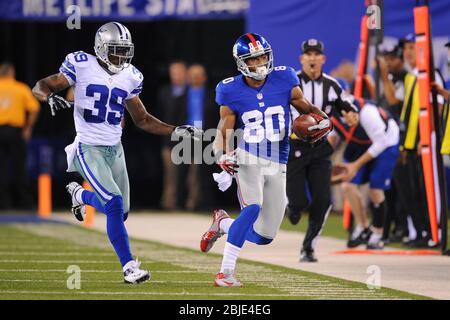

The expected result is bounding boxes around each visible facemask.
[255,65,268,77]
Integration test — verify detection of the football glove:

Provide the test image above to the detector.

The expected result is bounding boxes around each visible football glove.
[306,113,333,143]
[217,151,239,175]
[47,93,72,116]
[173,125,203,141]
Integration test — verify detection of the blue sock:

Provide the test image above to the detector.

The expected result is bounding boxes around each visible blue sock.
[81,190,128,221]
[104,195,133,267]
[246,227,273,245]
[81,190,104,213]
[227,204,261,248]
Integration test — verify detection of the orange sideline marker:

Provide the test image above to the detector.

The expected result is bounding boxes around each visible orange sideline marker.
[38,174,52,218]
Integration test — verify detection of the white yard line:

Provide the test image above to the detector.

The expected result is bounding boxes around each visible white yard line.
[0,290,394,299]
[0,269,197,273]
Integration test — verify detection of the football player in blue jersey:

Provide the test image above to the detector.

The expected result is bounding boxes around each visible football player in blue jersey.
[199,33,332,287]
[32,22,202,284]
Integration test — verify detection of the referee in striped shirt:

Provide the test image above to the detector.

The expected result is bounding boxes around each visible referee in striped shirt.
[286,39,359,262]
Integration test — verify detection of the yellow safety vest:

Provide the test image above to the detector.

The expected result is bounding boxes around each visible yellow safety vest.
[399,73,420,151]
[441,99,450,154]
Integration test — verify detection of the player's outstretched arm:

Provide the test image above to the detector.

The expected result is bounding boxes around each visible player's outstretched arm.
[32,73,73,116]
[125,96,203,140]
[32,73,71,102]
[125,95,176,135]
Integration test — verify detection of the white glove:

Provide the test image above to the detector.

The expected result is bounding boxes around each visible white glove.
[173,125,203,141]
[47,93,72,116]
[307,118,331,132]
[212,170,233,192]
[217,152,239,175]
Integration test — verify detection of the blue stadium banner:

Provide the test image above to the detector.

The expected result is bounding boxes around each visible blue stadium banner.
[0,0,249,21]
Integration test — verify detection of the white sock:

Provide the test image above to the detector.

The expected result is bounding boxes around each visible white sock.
[368,232,382,244]
[220,242,241,273]
[219,218,234,234]
[75,188,85,204]
[351,224,365,239]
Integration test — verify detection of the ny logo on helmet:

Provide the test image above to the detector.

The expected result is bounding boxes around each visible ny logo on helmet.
[249,41,264,54]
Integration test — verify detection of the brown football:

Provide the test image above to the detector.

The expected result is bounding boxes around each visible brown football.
[293,114,318,139]
[331,164,348,184]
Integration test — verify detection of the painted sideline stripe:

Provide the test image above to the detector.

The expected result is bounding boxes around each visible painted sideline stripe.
[333,249,441,256]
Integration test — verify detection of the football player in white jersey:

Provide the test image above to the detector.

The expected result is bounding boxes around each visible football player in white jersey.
[32,22,202,284]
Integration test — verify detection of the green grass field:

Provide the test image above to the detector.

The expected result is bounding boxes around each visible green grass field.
[0,221,430,300]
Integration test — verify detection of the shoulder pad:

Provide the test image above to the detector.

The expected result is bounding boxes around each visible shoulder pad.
[65,51,92,68]
[129,65,144,82]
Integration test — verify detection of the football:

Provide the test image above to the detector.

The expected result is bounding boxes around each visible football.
[330,164,348,184]
[292,114,318,140]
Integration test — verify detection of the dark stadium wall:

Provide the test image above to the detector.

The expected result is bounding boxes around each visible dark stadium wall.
[0,19,244,210]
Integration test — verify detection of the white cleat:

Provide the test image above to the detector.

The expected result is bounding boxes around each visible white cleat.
[123,259,151,284]
[65,182,86,222]
[214,269,242,287]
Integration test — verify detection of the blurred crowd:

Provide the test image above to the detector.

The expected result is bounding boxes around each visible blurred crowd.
[329,35,449,248]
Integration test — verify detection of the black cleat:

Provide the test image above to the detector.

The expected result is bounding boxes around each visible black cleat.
[367,239,385,250]
[300,249,318,263]
[286,207,302,225]
[347,228,372,248]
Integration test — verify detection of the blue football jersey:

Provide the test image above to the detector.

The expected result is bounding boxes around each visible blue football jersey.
[216,66,300,164]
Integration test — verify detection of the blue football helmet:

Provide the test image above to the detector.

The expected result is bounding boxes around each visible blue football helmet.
[233,33,273,80]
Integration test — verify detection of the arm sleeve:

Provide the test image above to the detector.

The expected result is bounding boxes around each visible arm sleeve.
[59,53,77,86]
[216,78,239,112]
[215,82,226,106]
[286,67,300,87]
[23,85,40,112]
[127,80,143,100]
[126,67,144,100]
[360,106,390,158]
[215,81,232,108]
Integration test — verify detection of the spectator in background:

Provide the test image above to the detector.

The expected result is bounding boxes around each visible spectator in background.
[162,63,218,211]
[401,34,417,72]
[432,42,450,213]
[375,44,409,243]
[158,60,188,210]
[394,34,445,247]
[176,63,218,211]
[0,62,40,210]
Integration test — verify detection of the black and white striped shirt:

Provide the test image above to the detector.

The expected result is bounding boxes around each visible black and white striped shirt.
[290,71,358,122]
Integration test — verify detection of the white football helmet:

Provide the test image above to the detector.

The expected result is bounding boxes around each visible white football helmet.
[94,22,134,74]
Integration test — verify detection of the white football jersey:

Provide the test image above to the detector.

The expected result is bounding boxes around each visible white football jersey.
[59,51,143,146]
